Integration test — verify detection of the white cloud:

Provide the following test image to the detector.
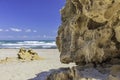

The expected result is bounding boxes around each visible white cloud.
[43,35,47,38]
[5,29,9,32]
[33,30,37,32]
[25,29,31,32]
[10,28,22,32]
[0,29,3,31]
[42,35,55,39]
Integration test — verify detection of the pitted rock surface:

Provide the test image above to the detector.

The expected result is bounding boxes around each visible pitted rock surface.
[56,0,120,65]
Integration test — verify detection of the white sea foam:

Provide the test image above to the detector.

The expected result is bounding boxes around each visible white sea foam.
[0,40,56,49]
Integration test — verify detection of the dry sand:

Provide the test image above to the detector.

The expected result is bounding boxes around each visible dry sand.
[0,49,75,80]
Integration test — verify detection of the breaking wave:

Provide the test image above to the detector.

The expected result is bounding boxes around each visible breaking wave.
[0,40,57,49]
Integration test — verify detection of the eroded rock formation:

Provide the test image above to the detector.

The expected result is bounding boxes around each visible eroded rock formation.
[47,0,120,80]
[56,0,120,65]
[0,48,42,64]
[18,48,41,61]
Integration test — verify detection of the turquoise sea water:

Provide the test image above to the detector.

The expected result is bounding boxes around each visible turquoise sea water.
[0,40,56,49]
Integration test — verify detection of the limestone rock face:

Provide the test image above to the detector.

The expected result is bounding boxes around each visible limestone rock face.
[47,0,120,79]
[56,0,120,65]
[18,48,41,61]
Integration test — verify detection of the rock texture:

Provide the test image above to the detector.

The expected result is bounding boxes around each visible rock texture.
[18,48,41,61]
[47,65,120,80]
[0,48,43,64]
[56,0,120,65]
[47,0,120,80]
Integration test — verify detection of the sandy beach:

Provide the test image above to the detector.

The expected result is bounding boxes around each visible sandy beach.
[0,49,75,80]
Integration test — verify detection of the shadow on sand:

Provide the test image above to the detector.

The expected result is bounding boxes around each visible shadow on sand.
[29,67,109,80]
[29,68,69,80]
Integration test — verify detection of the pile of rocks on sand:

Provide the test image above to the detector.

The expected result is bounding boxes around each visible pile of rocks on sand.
[0,48,43,63]
[18,48,42,61]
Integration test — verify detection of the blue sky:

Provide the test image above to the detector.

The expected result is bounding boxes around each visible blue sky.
[0,0,65,40]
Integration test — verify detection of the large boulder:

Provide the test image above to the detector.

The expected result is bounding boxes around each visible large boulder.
[56,0,120,65]
[47,0,120,80]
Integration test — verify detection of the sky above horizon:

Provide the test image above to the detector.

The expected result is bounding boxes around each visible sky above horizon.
[0,0,65,40]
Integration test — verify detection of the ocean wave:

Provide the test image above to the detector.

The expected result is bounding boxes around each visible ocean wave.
[17,41,45,44]
[0,40,57,49]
